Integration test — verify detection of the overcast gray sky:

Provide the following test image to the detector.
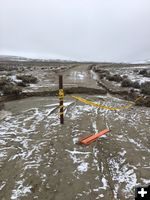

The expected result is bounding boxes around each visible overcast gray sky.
[0,0,150,62]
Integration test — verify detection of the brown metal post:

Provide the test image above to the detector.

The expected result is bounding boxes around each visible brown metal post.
[59,75,64,124]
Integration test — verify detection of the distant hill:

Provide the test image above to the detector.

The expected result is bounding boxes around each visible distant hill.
[0,55,97,64]
[132,60,150,64]
[0,55,68,62]
[145,60,150,64]
[0,55,150,65]
[0,55,32,62]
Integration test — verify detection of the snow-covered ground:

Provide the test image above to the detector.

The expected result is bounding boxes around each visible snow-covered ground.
[0,95,149,200]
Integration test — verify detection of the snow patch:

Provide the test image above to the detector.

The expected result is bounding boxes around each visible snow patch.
[77,162,89,173]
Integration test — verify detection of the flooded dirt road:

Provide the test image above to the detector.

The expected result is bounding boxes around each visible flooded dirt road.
[22,64,103,94]
[0,94,150,200]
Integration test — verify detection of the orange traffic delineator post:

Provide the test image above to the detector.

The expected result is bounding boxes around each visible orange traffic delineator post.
[78,129,111,145]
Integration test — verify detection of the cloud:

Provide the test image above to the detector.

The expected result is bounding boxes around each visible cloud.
[0,0,150,62]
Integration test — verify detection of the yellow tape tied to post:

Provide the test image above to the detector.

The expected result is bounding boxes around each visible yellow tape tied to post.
[59,89,64,99]
[71,96,142,111]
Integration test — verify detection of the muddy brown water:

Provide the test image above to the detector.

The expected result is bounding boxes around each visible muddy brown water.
[0,94,150,200]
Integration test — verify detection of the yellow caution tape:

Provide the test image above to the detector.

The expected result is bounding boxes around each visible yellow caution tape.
[59,105,64,116]
[59,105,64,109]
[59,89,64,99]
[71,96,142,111]
[58,89,64,116]
[59,112,64,116]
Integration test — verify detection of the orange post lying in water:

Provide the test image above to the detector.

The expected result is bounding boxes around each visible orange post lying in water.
[79,129,110,145]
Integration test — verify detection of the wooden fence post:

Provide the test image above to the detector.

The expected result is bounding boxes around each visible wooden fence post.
[59,75,64,124]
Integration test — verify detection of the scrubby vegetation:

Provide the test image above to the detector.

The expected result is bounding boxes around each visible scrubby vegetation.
[139,69,147,75]
[121,79,133,87]
[0,77,22,96]
[0,77,8,89]
[135,96,150,107]
[92,67,110,78]
[106,74,123,82]
[0,65,18,71]
[2,84,22,95]
[0,74,38,96]
[131,81,141,89]
[16,75,38,83]
[141,81,150,95]
[16,82,27,87]
[138,69,150,77]
[121,79,141,89]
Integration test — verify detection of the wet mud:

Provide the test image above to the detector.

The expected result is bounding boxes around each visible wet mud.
[0,94,150,200]
[0,63,150,200]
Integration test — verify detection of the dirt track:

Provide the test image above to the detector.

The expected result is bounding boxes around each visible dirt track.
[0,64,150,200]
